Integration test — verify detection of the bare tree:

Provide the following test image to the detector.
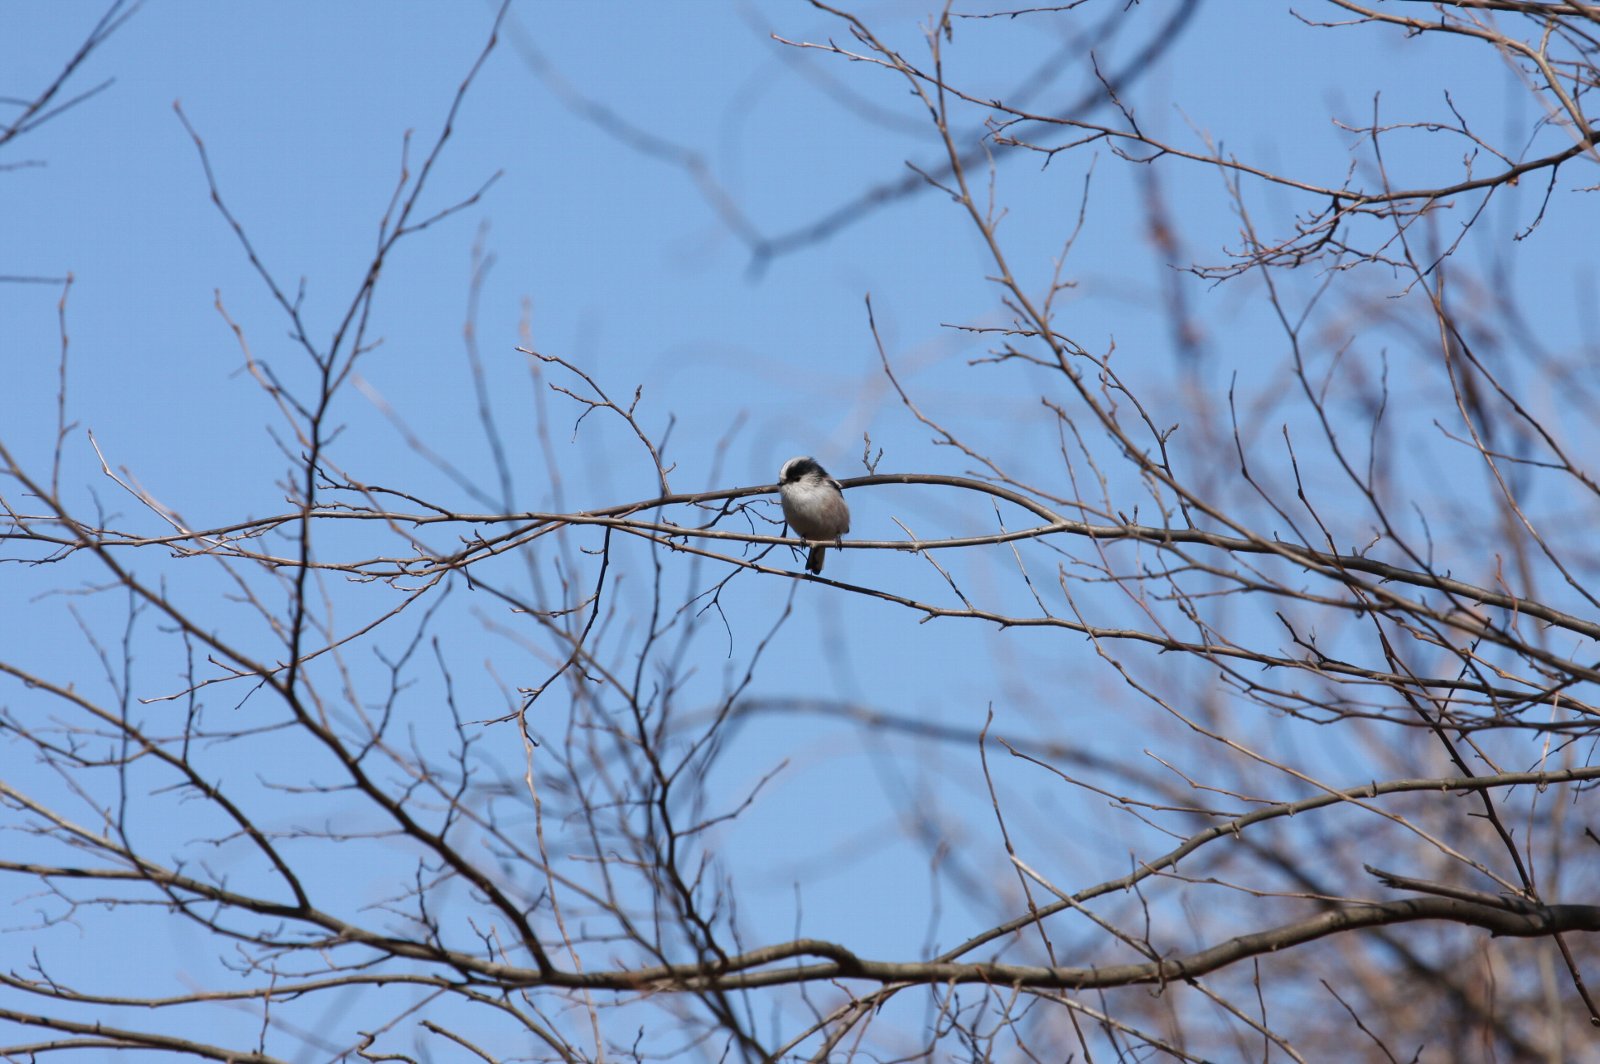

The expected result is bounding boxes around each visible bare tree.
[5,2,1600,1061]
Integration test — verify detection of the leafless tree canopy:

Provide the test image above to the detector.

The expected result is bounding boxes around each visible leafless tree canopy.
[5,2,1600,1061]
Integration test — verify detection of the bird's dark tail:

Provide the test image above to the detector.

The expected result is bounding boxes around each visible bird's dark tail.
[806,545,825,574]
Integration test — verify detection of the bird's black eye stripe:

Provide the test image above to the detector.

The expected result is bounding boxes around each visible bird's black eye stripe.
[782,457,825,483]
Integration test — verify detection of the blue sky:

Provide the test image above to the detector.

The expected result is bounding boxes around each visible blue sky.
[4,2,1595,1059]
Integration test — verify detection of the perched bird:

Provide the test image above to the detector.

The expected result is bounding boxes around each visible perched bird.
[778,456,851,574]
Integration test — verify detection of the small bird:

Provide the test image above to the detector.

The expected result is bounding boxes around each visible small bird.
[778,456,851,574]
